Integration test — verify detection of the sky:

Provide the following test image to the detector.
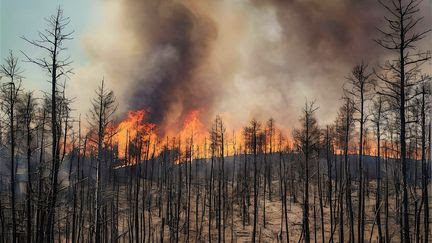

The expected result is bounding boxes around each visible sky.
[1,0,96,92]
[1,0,431,133]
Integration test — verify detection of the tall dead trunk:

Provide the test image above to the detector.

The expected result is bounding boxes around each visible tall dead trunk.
[375,1,431,240]
[0,51,23,243]
[376,122,383,243]
[420,83,429,243]
[250,120,259,243]
[22,9,74,240]
[293,101,320,243]
[23,93,35,243]
[325,126,334,243]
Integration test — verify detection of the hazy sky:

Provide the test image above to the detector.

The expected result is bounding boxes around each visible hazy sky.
[1,0,431,133]
[1,0,96,91]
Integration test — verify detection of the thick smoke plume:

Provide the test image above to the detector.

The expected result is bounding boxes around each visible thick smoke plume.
[75,0,431,132]
[123,0,218,130]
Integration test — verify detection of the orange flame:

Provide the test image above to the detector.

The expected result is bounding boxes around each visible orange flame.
[113,110,156,159]
[179,110,207,143]
[111,109,296,164]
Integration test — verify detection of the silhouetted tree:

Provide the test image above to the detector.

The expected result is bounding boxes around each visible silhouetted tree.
[375,1,431,240]
[0,51,23,243]
[87,79,117,242]
[17,92,37,243]
[22,7,73,241]
[293,100,320,243]
[370,94,386,243]
[345,62,375,243]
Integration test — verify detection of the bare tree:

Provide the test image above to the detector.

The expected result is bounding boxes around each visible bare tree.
[418,76,430,243]
[243,119,261,243]
[22,7,73,241]
[334,97,356,243]
[0,51,23,243]
[17,92,37,243]
[345,62,375,243]
[375,0,431,241]
[293,100,320,243]
[87,79,117,242]
[324,125,335,243]
[370,94,386,243]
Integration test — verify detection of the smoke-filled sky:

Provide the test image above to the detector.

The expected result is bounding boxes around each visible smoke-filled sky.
[2,0,431,133]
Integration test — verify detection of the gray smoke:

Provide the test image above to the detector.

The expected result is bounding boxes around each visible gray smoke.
[81,0,431,131]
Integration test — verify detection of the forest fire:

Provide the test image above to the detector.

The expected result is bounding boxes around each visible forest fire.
[2,1,430,242]
[178,110,207,144]
[112,109,157,158]
[112,109,294,163]
[111,108,405,166]
[112,109,209,161]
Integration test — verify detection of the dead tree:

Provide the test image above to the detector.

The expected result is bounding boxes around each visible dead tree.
[22,7,73,241]
[418,76,430,243]
[345,62,374,243]
[278,133,290,243]
[293,100,320,243]
[219,118,226,243]
[0,50,23,243]
[210,116,225,243]
[334,97,355,242]
[209,132,215,242]
[262,118,275,230]
[375,1,431,241]
[18,92,37,243]
[87,79,117,242]
[317,132,325,243]
[371,95,385,243]
[35,104,47,243]
[266,118,274,200]
[324,125,335,243]
[244,119,261,243]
